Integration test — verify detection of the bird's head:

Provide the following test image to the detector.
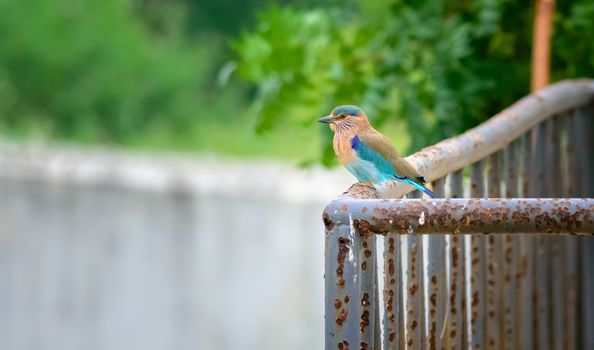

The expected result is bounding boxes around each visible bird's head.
[318,105,369,132]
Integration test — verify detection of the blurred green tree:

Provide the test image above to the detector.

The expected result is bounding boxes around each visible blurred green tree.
[0,0,244,146]
[233,0,594,165]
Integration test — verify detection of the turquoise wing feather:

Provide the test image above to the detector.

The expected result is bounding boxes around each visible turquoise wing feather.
[351,133,437,198]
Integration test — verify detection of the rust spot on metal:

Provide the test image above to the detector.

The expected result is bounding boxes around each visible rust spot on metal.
[471,291,479,307]
[336,308,348,326]
[338,340,350,350]
[340,203,349,212]
[336,237,351,287]
[429,320,437,349]
[344,295,350,304]
[361,261,367,271]
[361,293,370,307]
[323,213,335,231]
[363,249,372,257]
[334,299,342,309]
[360,310,370,332]
[388,332,395,342]
[452,246,459,268]
[360,341,369,350]
[409,283,418,296]
[388,259,395,278]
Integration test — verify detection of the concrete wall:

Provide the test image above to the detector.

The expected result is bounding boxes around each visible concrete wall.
[0,143,354,350]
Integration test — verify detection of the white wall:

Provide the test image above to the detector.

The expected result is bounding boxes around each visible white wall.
[0,143,354,350]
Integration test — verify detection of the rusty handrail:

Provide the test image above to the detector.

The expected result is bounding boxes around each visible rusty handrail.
[351,79,594,199]
[324,198,594,235]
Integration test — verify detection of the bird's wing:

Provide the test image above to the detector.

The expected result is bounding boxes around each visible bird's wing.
[357,129,424,183]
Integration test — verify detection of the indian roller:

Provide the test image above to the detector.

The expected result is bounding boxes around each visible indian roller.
[318,105,437,198]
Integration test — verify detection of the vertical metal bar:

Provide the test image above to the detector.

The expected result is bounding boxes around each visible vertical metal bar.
[325,223,362,349]
[534,120,551,350]
[519,131,535,350]
[405,190,424,349]
[566,109,580,197]
[444,169,464,350]
[563,238,578,350]
[427,178,446,350]
[562,112,578,350]
[504,141,519,199]
[383,232,402,350]
[359,234,377,350]
[576,104,592,197]
[405,232,421,350]
[502,141,519,349]
[469,161,486,349]
[582,237,594,350]
[577,104,594,350]
[549,116,563,197]
[485,152,502,350]
[374,258,381,349]
[588,103,594,350]
[549,115,565,350]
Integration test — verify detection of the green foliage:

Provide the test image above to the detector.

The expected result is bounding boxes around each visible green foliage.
[233,0,594,165]
[0,0,245,147]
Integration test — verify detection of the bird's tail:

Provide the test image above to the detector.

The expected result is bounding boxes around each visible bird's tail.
[404,178,438,199]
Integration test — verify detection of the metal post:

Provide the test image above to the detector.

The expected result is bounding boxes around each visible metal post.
[445,169,465,350]
[486,152,502,350]
[519,131,535,350]
[576,105,592,197]
[469,161,486,349]
[325,222,362,349]
[383,232,402,350]
[359,233,378,350]
[405,190,424,349]
[502,141,519,349]
[562,112,578,350]
[582,237,594,350]
[534,120,551,350]
[426,178,446,350]
[577,104,594,350]
[549,115,565,350]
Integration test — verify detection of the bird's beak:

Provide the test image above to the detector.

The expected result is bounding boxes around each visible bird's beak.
[318,115,332,124]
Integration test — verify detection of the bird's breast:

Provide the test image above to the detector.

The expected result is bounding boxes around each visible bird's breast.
[333,132,357,166]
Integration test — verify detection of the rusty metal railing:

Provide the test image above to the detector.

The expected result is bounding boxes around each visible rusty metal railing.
[323,79,594,350]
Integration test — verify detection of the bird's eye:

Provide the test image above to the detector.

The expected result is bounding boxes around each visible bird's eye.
[336,114,346,120]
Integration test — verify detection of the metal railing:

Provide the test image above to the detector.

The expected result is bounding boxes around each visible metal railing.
[322,79,594,349]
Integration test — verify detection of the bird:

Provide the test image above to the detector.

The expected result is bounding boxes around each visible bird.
[318,105,437,198]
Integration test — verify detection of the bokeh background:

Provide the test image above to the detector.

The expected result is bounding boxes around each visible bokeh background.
[0,0,592,349]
